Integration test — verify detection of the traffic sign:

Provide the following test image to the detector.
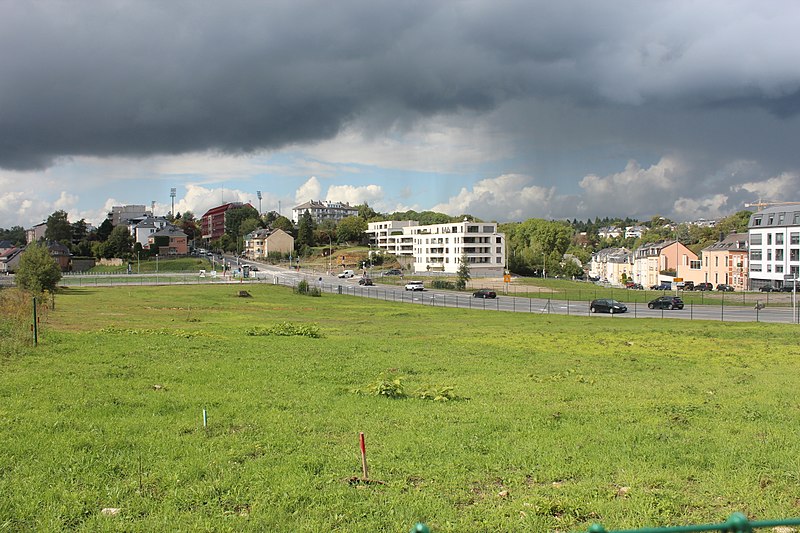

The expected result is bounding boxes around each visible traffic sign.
[673,277,683,282]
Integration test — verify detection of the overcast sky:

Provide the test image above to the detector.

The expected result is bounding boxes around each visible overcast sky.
[2,0,800,228]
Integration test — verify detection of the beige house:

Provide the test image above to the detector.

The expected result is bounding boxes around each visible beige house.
[701,233,749,290]
[244,228,294,259]
[633,240,703,287]
[589,247,634,285]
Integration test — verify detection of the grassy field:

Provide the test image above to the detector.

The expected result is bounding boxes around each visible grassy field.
[3,285,800,531]
[88,257,213,274]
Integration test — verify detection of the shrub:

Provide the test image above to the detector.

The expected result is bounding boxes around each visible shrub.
[352,373,407,398]
[295,280,322,297]
[15,243,62,293]
[431,280,455,290]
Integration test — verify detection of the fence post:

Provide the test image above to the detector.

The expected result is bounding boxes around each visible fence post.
[32,296,38,346]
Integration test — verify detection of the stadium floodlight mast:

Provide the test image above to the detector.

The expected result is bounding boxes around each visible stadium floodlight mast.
[170,188,176,217]
[257,190,262,215]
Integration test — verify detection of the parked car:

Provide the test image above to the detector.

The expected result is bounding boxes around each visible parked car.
[695,282,713,291]
[250,266,259,272]
[760,285,777,292]
[338,270,355,278]
[716,283,734,292]
[589,299,627,314]
[472,288,497,299]
[382,269,402,276]
[358,277,374,286]
[404,280,424,291]
[680,281,695,291]
[779,285,795,292]
[651,283,672,291]
[648,296,685,310]
[626,283,644,290]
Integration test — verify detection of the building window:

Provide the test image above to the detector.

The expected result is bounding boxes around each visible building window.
[768,233,773,245]
[777,265,784,273]
[768,215,774,225]
[750,250,762,261]
[791,249,799,262]
[777,233,784,245]
[791,232,800,245]
[753,216,762,226]
[750,233,762,245]
[776,249,784,261]
[767,264,772,272]
[779,213,785,224]
[767,250,772,261]
[751,263,762,272]
[690,260,701,269]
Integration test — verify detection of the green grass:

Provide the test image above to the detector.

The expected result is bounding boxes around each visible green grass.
[89,257,213,274]
[3,285,800,531]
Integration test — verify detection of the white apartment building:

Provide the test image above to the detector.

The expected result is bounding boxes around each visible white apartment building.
[747,206,800,289]
[367,220,506,276]
[292,200,359,224]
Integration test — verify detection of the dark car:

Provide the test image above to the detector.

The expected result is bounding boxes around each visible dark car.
[779,285,796,292]
[651,283,672,291]
[695,282,713,291]
[760,285,777,292]
[358,278,374,286]
[648,296,684,310]
[716,283,734,292]
[473,288,497,299]
[249,266,259,272]
[382,269,402,276]
[589,299,627,314]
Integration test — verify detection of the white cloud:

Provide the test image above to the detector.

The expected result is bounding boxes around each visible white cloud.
[302,114,512,174]
[672,194,730,220]
[325,184,383,207]
[733,172,800,201]
[295,177,323,205]
[431,174,560,221]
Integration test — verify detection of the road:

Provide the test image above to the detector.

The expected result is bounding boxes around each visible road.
[47,257,800,325]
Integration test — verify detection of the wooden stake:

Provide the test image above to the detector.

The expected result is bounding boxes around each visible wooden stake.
[359,432,368,479]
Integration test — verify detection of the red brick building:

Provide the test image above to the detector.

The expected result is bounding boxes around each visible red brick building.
[201,202,250,241]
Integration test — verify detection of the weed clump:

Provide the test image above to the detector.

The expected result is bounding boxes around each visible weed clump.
[294,280,321,297]
[246,322,322,338]
[353,373,465,401]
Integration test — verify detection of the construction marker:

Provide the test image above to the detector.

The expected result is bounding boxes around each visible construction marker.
[359,432,368,479]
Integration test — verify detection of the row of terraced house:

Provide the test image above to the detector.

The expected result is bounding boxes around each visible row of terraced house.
[590,206,800,290]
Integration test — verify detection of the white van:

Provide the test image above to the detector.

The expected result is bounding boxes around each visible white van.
[338,270,355,278]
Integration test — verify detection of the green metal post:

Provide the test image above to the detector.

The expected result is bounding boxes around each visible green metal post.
[32,296,38,346]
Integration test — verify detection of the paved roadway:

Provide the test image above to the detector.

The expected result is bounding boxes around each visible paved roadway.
[239,260,800,325]
[51,257,799,325]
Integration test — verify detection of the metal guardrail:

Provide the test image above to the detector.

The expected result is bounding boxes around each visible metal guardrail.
[584,513,800,533]
[409,514,800,532]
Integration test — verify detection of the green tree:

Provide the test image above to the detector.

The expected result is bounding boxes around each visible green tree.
[296,211,316,249]
[96,219,114,242]
[336,216,367,243]
[456,253,471,290]
[224,205,259,239]
[106,225,134,259]
[357,203,378,221]
[0,226,26,245]
[70,219,88,244]
[16,242,62,293]
[45,210,71,243]
[271,215,295,235]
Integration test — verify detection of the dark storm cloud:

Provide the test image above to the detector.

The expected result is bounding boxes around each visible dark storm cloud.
[2,0,800,170]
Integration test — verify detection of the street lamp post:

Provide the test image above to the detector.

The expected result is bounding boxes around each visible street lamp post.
[156,254,159,273]
[329,236,332,274]
[543,252,546,279]
[137,251,140,274]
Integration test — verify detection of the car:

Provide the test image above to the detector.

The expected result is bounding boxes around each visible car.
[680,281,695,291]
[472,288,497,299]
[651,283,672,291]
[358,278,374,286]
[404,280,424,291]
[626,283,644,290]
[779,285,795,292]
[250,266,259,272]
[695,282,713,291]
[589,299,627,314]
[716,283,734,292]
[338,270,355,278]
[382,269,402,276]
[648,296,684,310]
[760,285,777,292]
